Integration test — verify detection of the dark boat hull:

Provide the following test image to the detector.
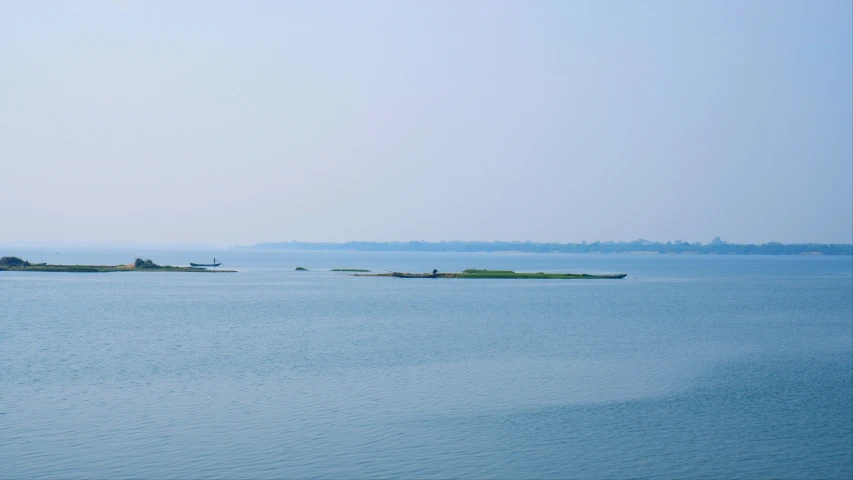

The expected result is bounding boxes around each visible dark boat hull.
[190,263,221,267]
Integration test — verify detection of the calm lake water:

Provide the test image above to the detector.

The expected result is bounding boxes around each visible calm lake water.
[1,249,851,478]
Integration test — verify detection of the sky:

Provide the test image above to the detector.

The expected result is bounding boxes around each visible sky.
[1,0,851,246]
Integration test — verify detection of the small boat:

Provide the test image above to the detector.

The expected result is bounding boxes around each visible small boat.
[391,272,437,278]
[190,258,221,267]
[586,273,627,279]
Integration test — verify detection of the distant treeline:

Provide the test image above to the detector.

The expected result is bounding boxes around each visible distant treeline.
[249,239,852,255]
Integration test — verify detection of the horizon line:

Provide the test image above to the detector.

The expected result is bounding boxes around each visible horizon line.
[3,238,853,249]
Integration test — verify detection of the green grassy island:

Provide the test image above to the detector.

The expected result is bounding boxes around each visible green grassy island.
[354,269,627,279]
[0,257,234,273]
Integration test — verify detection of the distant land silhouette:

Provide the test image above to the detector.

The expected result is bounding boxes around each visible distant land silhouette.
[246,238,852,255]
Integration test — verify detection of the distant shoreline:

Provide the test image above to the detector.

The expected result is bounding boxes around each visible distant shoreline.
[243,240,853,256]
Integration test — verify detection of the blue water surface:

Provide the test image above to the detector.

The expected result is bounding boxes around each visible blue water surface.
[1,250,851,478]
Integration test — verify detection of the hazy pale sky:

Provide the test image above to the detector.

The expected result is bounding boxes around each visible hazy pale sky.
[2,0,851,246]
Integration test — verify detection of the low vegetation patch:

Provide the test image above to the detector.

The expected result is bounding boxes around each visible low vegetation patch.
[354,268,626,279]
[134,258,160,269]
[457,269,624,279]
[0,256,29,267]
[462,269,515,274]
[0,256,233,273]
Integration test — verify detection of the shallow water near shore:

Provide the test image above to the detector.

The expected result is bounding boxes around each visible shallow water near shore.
[1,250,851,478]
